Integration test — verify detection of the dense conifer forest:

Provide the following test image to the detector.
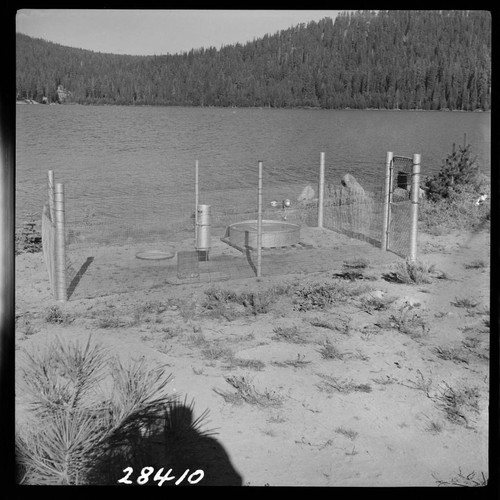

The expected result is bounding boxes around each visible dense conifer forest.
[16,10,491,111]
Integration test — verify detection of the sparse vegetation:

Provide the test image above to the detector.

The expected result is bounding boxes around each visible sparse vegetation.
[334,427,359,441]
[425,420,444,434]
[399,370,433,396]
[293,279,371,311]
[379,306,429,339]
[432,468,488,487]
[45,305,72,325]
[317,340,344,360]
[372,375,398,385]
[214,376,284,408]
[464,259,488,270]
[15,214,42,255]
[272,325,305,343]
[431,382,480,426]
[451,297,479,309]
[272,354,311,369]
[203,284,292,319]
[342,258,370,269]
[383,259,435,284]
[434,346,469,365]
[316,374,372,394]
[309,317,337,330]
[360,294,396,313]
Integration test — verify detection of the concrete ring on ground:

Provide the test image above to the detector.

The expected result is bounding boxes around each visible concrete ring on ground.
[136,250,175,260]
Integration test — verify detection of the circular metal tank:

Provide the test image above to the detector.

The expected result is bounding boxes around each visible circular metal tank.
[227,219,300,249]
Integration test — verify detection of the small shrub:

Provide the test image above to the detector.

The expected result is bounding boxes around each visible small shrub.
[451,297,479,309]
[15,215,42,255]
[464,259,488,270]
[226,357,265,371]
[272,354,311,368]
[214,376,284,407]
[342,258,369,269]
[334,427,358,440]
[201,344,233,361]
[309,317,337,330]
[95,313,126,329]
[317,340,344,360]
[45,305,66,324]
[399,369,433,396]
[383,259,435,284]
[360,295,396,313]
[425,421,444,434]
[272,325,305,343]
[387,307,429,338]
[316,374,372,394]
[434,346,469,365]
[293,280,371,311]
[433,468,488,487]
[372,375,398,385]
[431,382,480,426]
[202,285,290,318]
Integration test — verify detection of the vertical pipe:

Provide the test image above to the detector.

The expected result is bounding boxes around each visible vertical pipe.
[195,160,199,244]
[381,151,393,251]
[256,160,263,277]
[318,152,325,228]
[409,154,421,262]
[54,183,67,302]
[48,170,55,222]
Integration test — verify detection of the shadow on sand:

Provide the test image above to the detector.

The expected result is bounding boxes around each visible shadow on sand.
[66,256,94,300]
[88,402,243,486]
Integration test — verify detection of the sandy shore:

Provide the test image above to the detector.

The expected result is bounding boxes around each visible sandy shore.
[15,226,490,486]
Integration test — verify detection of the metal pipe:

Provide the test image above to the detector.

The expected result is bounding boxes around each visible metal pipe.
[54,183,67,301]
[409,154,421,262]
[256,161,263,277]
[48,170,55,222]
[195,160,199,242]
[381,152,393,251]
[318,152,325,228]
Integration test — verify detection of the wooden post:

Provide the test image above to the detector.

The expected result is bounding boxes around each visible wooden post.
[318,152,325,228]
[48,170,55,222]
[256,161,263,277]
[195,160,199,243]
[54,183,67,302]
[381,152,393,251]
[409,154,421,262]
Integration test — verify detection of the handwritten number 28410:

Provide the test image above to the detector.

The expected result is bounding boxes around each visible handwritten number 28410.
[118,466,204,486]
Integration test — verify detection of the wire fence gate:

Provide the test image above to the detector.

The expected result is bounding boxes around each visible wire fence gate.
[42,151,421,301]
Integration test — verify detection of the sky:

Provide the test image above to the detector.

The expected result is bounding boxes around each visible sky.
[15,9,347,56]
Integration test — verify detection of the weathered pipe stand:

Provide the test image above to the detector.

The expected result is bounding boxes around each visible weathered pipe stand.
[196,203,211,261]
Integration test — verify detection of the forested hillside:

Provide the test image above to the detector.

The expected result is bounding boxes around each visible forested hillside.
[16,10,491,110]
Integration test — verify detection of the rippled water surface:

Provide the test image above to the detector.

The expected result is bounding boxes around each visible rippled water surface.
[16,105,490,231]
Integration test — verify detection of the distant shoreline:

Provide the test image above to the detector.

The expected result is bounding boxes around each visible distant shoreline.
[15,101,489,113]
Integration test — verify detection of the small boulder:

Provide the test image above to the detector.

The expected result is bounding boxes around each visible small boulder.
[341,174,365,196]
[298,184,315,202]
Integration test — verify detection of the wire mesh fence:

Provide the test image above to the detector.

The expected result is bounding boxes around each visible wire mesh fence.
[386,155,418,259]
[41,153,420,301]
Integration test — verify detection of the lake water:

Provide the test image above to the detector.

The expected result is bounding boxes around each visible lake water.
[16,105,490,238]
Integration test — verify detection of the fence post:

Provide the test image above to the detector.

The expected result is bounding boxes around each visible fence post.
[48,170,55,222]
[381,152,393,251]
[409,154,421,262]
[256,160,263,277]
[318,152,325,228]
[54,183,67,302]
[195,160,199,243]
